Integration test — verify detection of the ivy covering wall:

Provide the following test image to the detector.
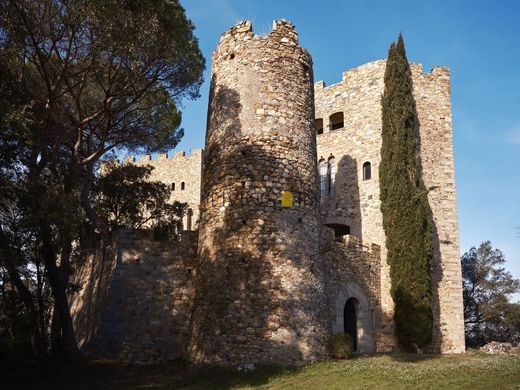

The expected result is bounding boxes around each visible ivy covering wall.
[380,34,434,351]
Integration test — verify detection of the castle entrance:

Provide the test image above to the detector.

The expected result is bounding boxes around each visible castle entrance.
[344,297,358,351]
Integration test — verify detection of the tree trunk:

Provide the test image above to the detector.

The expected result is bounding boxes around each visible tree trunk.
[0,226,48,362]
[81,162,110,243]
[39,223,80,359]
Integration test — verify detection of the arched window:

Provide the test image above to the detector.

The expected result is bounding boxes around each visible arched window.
[315,118,324,135]
[319,159,328,198]
[319,156,336,198]
[328,156,336,196]
[172,183,176,191]
[363,162,371,181]
[329,112,344,131]
[181,182,185,190]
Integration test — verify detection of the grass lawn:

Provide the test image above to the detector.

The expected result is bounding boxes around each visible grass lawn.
[3,352,520,389]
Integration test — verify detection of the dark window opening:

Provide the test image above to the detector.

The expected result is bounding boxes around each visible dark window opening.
[319,156,336,198]
[329,112,344,131]
[172,183,175,191]
[315,118,324,135]
[344,298,358,352]
[363,161,371,181]
[328,156,336,196]
[186,208,193,231]
[319,159,328,198]
[324,223,350,242]
[181,182,185,190]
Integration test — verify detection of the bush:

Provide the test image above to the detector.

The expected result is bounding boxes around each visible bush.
[328,333,354,359]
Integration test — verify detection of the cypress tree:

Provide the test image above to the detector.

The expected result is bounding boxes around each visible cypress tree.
[380,34,434,351]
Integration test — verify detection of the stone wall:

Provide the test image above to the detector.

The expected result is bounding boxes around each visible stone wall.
[71,230,198,363]
[315,60,395,351]
[411,64,465,353]
[70,244,118,352]
[133,149,203,230]
[189,20,329,365]
[321,228,381,353]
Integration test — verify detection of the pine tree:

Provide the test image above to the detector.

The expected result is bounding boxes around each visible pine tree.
[380,34,434,351]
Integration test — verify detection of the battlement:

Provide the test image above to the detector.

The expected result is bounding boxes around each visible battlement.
[314,60,450,91]
[218,19,299,46]
[122,149,204,164]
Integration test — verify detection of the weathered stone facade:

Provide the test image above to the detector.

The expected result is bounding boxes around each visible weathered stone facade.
[71,19,465,365]
[132,149,203,230]
[314,60,464,353]
[71,230,197,363]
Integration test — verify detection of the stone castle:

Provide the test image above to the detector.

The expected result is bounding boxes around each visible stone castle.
[71,20,465,365]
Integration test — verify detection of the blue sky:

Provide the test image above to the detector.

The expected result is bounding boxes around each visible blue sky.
[166,0,520,287]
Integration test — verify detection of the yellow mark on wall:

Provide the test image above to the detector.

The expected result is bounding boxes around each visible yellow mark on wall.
[281,191,293,208]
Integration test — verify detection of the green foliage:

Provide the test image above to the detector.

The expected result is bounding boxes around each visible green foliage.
[95,161,187,233]
[462,241,520,347]
[0,0,204,157]
[327,333,354,359]
[380,34,434,351]
[0,0,204,360]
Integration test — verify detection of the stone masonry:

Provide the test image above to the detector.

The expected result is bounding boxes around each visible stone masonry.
[71,230,197,364]
[189,20,330,365]
[132,149,203,230]
[71,19,465,365]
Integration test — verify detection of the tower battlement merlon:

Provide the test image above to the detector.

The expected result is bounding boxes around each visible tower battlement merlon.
[132,148,204,164]
[218,19,300,46]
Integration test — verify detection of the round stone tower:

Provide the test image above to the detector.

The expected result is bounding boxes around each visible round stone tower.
[189,20,329,365]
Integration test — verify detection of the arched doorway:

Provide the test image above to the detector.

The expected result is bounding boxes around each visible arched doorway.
[344,298,358,351]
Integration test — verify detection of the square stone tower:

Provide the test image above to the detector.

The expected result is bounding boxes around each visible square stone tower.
[314,61,465,353]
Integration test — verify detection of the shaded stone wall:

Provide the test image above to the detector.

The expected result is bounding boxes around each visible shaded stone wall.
[71,230,198,364]
[321,228,381,353]
[189,20,329,365]
[70,244,118,352]
[132,149,203,230]
[411,64,465,353]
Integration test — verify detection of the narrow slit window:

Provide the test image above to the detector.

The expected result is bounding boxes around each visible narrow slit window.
[328,156,336,196]
[172,183,176,191]
[181,182,185,190]
[315,118,324,135]
[363,162,371,181]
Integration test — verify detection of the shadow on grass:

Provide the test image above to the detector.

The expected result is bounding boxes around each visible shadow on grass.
[387,352,441,363]
[0,358,301,390]
[2,354,448,390]
[172,364,301,390]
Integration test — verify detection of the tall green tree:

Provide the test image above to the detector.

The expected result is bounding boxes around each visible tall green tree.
[380,34,434,351]
[0,0,204,359]
[462,242,520,347]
